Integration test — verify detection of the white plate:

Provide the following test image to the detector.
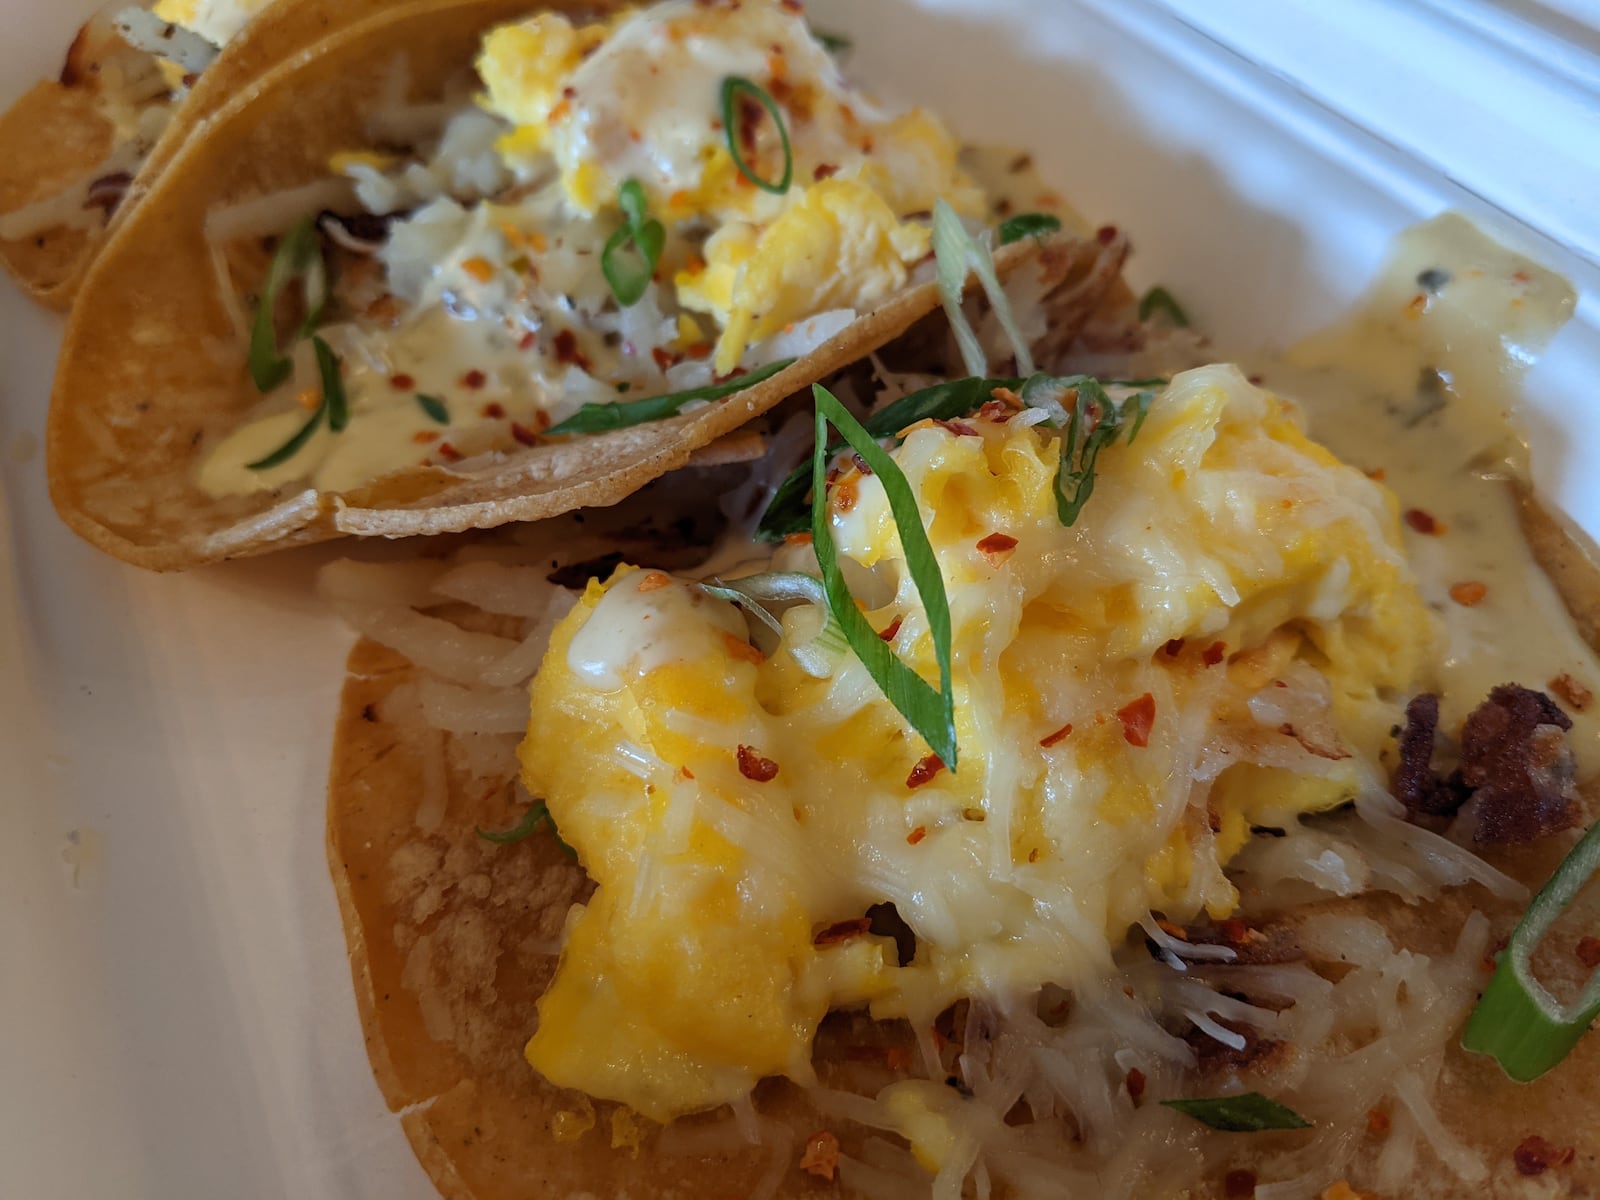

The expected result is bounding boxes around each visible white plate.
[1,2,1594,1196]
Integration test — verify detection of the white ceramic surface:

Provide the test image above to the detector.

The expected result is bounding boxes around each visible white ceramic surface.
[0,2,1594,1197]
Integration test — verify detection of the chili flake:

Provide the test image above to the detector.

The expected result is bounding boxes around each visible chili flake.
[1163,638,1186,657]
[1223,1169,1257,1198]
[906,754,945,789]
[510,422,538,446]
[1576,936,1600,969]
[481,401,506,419]
[907,825,927,845]
[799,1131,840,1182]
[1095,224,1118,245]
[636,571,671,592]
[553,329,593,370]
[460,256,495,283]
[783,532,813,546]
[1117,693,1157,747]
[1039,723,1073,748]
[411,430,439,444]
[737,744,779,782]
[1404,507,1445,535]
[1366,1108,1391,1137]
[1550,672,1594,713]
[461,369,487,390]
[878,616,904,641]
[1125,1067,1146,1103]
[1449,580,1487,606]
[1203,642,1227,666]
[436,442,463,462]
[1514,1135,1574,1176]
[389,372,415,390]
[722,633,765,664]
[976,532,1019,567]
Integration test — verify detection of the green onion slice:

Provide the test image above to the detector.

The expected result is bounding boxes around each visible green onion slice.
[1138,285,1190,327]
[544,357,795,436]
[248,216,323,394]
[721,76,793,195]
[602,179,666,307]
[312,335,348,432]
[998,212,1062,246]
[1462,818,1600,1081]
[811,384,957,767]
[245,404,325,472]
[1022,373,1159,527]
[701,572,847,675]
[477,799,577,858]
[756,375,1022,542]
[416,393,450,424]
[932,198,1034,377]
[1160,1093,1312,1133]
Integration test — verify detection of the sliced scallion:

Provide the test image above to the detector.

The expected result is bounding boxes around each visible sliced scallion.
[415,394,450,424]
[932,198,1034,377]
[248,216,322,394]
[811,384,957,767]
[477,800,576,858]
[544,356,795,436]
[245,404,324,472]
[721,75,793,195]
[312,335,348,432]
[756,375,1021,542]
[1160,1093,1311,1132]
[1138,285,1190,327]
[602,179,665,307]
[998,212,1062,245]
[1021,373,1159,527]
[1462,818,1600,1081]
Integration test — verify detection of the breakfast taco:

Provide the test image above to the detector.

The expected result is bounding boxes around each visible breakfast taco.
[323,212,1600,1199]
[45,0,1126,570]
[0,0,420,306]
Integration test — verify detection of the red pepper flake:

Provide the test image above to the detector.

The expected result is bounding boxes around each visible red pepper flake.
[812,917,870,945]
[1405,292,1428,317]
[553,329,593,371]
[976,532,1019,567]
[1117,693,1156,747]
[1039,723,1073,748]
[1095,224,1118,245]
[1576,936,1600,969]
[976,399,1016,422]
[1366,1108,1391,1137]
[1366,466,1387,481]
[510,421,538,446]
[1404,507,1445,535]
[1222,1169,1257,1199]
[799,1131,840,1182]
[1449,580,1487,606]
[636,571,671,592]
[651,346,681,371]
[936,419,980,437]
[883,1045,914,1071]
[878,616,904,641]
[678,766,695,782]
[685,341,713,360]
[518,330,537,351]
[906,754,945,789]
[1514,1135,1575,1176]
[1162,637,1186,657]
[1216,918,1253,944]
[737,744,780,782]
[461,369,487,390]
[783,532,813,546]
[436,442,463,462]
[1550,672,1594,713]
[389,372,415,390]
[1155,917,1188,941]
[813,162,839,181]
[411,430,439,445]
[722,632,765,664]
[1202,641,1227,667]
[481,401,506,419]
[906,825,927,845]
[1125,1067,1146,1104]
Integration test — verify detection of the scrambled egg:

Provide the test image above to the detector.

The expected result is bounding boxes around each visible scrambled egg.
[519,365,1439,1121]
[475,0,983,372]
[151,0,276,48]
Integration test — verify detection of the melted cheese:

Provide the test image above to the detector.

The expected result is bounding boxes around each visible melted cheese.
[520,365,1435,1120]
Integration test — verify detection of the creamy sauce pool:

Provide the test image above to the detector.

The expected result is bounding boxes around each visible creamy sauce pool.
[1244,213,1598,770]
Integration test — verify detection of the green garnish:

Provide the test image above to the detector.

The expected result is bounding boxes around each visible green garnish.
[602,179,666,307]
[1462,818,1600,1081]
[932,199,1034,377]
[1138,285,1190,327]
[998,212,1062,245]
[248,216,323,393]
[245,405,324,471]
[1160,1093,1312,1133]
[721,75,793,195]
[544,357,795,436]
[810,384,957,768]
[756,375,1021,542]
[814,30,851,55]
[415,393,450,424]
[312,336,347,432]
[477,800,576,858]
[1022,374,1157,526]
